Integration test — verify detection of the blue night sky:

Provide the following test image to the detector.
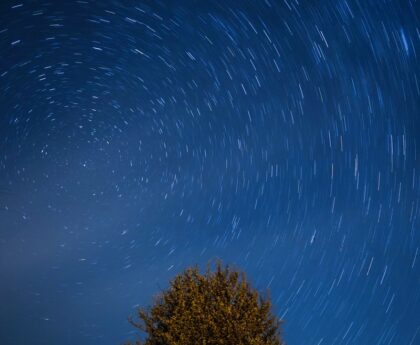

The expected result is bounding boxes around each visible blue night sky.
[0,1,419,344]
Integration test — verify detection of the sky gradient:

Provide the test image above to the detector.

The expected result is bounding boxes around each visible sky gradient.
[0,1,419,344]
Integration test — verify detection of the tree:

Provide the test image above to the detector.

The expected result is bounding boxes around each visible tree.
[126,261,284,345]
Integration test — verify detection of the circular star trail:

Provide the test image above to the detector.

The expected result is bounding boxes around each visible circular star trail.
[0,1,419,344]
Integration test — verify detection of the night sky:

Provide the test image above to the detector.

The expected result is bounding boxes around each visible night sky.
[0,1,419,344]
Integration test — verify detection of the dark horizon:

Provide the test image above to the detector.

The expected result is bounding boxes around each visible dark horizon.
[0,1,419,344]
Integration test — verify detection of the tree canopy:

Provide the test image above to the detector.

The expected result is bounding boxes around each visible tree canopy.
[126,261,284,345]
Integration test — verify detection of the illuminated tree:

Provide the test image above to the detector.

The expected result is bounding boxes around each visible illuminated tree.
[126,261,284,345]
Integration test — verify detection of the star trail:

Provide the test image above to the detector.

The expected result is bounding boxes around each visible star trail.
[0,1,419,344]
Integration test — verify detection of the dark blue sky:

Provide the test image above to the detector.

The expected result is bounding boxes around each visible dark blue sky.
[0,1,419,344]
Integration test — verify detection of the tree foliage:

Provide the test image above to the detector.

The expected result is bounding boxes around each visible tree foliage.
[127,261,284,345]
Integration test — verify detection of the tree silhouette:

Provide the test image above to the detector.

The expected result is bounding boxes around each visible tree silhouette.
[126,261,284,345]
